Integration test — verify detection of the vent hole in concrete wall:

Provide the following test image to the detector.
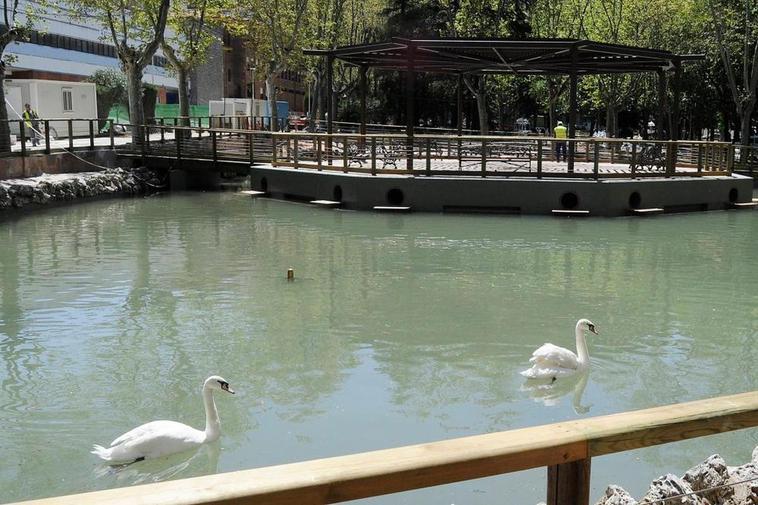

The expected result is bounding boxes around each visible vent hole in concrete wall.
[560,192,579,210]
[629,191,642,209]
[260,177,268,193]
[333,185,343,202]
[729,188,738,203]
[387,188,404,205]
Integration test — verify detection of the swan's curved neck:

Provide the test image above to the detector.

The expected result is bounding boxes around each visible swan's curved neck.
[575,322,590,366]
[202,386,221,442]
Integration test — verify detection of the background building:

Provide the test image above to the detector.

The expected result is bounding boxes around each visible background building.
[3,1,177,102]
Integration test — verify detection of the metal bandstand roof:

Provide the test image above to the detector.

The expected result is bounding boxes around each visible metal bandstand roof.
[304,38,703,75]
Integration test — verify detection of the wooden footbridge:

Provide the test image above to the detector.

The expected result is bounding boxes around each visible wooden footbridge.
[118,123,758,180]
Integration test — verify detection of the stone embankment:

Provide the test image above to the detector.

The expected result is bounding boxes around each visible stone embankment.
[0,167,164,210]
[597,446,758,505]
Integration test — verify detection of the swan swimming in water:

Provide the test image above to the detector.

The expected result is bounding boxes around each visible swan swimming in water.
[91,376,235,464]
[520,319,598,380]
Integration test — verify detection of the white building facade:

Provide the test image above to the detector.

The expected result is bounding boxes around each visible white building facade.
[3,1,178,98]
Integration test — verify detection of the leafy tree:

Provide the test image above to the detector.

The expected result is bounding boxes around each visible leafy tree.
[306,0,383,127]
[87,69,128,129]
[706,0,758,145]
[68,0,170,145]
[0,0,38,153]
[162,0,218,130]
[223,0,310,131]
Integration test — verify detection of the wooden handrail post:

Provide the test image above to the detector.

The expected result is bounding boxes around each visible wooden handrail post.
[176,128,182,162]
[19,120,26,157]
[272,134,277,165]
[631,143,637,178]
[68,119,73,150]
[697,144,703,174]
[666,141,677,177]
[109,119,114,149]
[144,123,151,164]
[327,134,332,166]
[44,120,50,154]
[371,137,377,176]
[547,458,591,505]
[537,139,543,178]
[211,130,218,169]
[481,138,486,177]
[342,136,349,173]
[425,138,431,176]
[293,137,299,169]
[160,118,165,143]
[89,120,95,149]
[316,136,322,170]
[254,130,255,167]
[593,141,600,180]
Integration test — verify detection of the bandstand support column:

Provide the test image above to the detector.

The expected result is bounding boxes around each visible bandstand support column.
[326,54,334,164]
[657,68,667,140]
[568,48,578,173]
[406,43,416,172]
[670,61,681,141]
[359,65,368,138]
[457,73,463,136]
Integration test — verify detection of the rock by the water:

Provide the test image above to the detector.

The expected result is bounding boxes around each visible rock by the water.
[640,473,704,505]
[723,462,758,505]
[599,448,758,505]
[596,485,638,505]
[683,455,732,504]
[0,167,162,210]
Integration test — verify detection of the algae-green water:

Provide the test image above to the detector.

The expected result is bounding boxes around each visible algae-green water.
[1,193,756,504]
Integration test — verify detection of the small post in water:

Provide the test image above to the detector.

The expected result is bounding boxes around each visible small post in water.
[286,268,295,282]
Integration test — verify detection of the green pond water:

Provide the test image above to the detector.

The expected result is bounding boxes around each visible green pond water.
[1,192,757,504]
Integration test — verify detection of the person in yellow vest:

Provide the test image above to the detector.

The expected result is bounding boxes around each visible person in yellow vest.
[553,120,567,162]
[22,103,40,146]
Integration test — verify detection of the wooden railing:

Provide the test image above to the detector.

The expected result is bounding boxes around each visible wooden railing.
[148,115,288,131]
[9,391,758,505]
[4,117,754,179]
[734,145,758,176]
[124,125,736,179]
[4,118,115,155]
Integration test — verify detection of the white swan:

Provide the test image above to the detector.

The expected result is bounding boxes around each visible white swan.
[91,375,235,464]
[520,319,598,380]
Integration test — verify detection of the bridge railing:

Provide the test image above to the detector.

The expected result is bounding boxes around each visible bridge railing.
[3,118,115,155]
[124,125,734,178]
[2,118,741,179]
[8,391,758,505]
[734,145,758,176]
[148,115,288,131]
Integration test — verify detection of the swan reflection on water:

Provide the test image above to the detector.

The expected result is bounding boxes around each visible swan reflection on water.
[521,369,592,414]
[93,441,221,486]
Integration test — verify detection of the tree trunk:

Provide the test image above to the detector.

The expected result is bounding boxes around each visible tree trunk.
[177,66,190,127]
[548,105,555,135]
[266,74,278,132]
[308,73,320,132]
[476,77,488,135]
[0,60,12,154]
[739,104,755,147]
[125,61,145,146]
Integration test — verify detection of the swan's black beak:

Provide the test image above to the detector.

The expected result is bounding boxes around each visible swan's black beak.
[219,381,235,394]
[588,324,598,335]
